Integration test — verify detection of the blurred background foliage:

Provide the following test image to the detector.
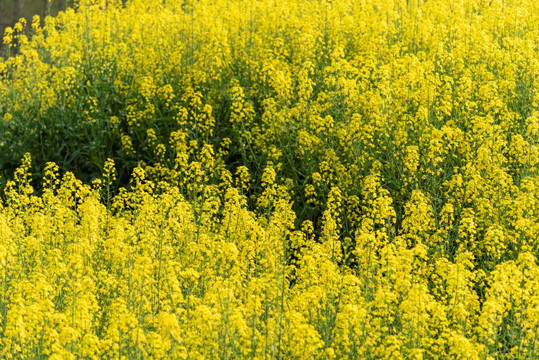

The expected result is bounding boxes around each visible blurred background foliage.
[0,0,72,42]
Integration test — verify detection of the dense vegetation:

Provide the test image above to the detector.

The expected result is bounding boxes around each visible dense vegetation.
[0,0,71,45]
[1,0,539,358]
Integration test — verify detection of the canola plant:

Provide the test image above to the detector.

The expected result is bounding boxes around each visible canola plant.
[1,0,539,358]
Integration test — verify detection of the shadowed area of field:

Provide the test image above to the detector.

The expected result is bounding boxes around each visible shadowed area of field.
[1,0,71,43]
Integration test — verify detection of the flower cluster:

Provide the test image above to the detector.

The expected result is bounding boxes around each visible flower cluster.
[1,0,539,358]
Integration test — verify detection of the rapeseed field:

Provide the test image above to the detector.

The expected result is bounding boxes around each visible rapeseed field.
[1,0,539,358]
